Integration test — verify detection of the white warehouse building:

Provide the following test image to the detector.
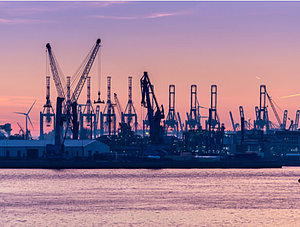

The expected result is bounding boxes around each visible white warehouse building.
[0,140,110,159]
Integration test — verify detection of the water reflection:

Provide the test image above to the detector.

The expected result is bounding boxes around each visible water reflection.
[0,168,299,226]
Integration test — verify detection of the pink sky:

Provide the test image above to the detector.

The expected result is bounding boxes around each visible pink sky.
[1,2,300,136]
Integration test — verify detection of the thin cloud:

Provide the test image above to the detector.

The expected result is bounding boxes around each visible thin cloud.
[90,10,193,20]
[0,96,40,107]
[0,2,130,16]
[91,15,138,20]
[256,76,261,80]
[145,11,190,19]
[6,7,57,14]
[0,17,53,24]
[0,4,62,16]
[87,1,129,8]
[281,94,300,99]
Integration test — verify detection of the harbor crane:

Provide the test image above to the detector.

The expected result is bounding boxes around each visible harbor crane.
[186,85,201,130]
[164,85,179,137]
[293,110,300,130]
[40,76,55,140]
[123,76,138,133]
[141,72,164,144]
[100,76,116,135]
[207,85,220,131]
[46,39,101,139]
[255,85,284,130]
[281,110,288,130]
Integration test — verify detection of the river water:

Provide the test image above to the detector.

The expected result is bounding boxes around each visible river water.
[0,168,299,226]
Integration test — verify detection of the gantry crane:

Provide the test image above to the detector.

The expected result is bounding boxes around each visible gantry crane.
[123,76,138,133]
[100,76,116,136]
[164,85,179,137]
[206,85,220,131]
[281,110,288,130]
[186,85,201,130]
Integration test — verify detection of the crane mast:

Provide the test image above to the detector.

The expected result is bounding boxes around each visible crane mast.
[141,71,164,144]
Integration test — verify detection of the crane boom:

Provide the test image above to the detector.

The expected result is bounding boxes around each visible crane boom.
[71,39,101,103]
[229,111,236,132]
[113,93,123,119]
[294,110,300,130]
[266,93,282,127]
[46,43,66,99]
[177,112,183,132]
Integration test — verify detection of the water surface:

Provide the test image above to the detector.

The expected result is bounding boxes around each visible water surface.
[0,168,299,226]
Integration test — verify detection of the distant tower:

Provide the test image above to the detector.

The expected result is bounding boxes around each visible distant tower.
[100,76,116,135]
[40,76,55,140]
[123,76,138,133]
[164,85,179,136]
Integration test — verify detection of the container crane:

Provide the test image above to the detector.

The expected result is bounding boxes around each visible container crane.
[164,85,179,136]
[141,72,164,144]
[123,76,138,133]
[293,110,300,131]
[281,110,288,130]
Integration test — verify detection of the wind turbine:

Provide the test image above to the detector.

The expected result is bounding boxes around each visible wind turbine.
[14,100,36,139]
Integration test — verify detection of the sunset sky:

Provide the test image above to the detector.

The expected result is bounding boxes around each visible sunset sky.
[1,1,300,136]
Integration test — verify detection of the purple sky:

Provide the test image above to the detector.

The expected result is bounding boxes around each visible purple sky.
[1,2,300,135]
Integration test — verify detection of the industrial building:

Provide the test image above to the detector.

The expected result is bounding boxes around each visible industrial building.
[0,140,109,160]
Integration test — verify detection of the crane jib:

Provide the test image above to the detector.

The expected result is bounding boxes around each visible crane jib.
[46,43,66,100]
[71,42,101,103]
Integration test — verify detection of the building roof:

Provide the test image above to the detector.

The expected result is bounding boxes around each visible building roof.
[0,139,107,148]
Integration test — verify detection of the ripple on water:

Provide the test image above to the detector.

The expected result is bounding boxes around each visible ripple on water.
[0,168,299,226]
